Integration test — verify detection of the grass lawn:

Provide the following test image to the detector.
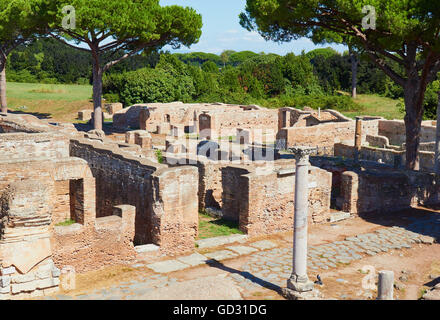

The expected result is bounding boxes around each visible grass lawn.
[344,93,404,120]
[197,212,244,240]
[5,82,93,122]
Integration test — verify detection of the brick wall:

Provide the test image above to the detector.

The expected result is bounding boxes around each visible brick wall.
[70,138,199,253]
[339,169,439,215]
[222,160,332,237]
[277,119,380,150]
[0,132,69,162]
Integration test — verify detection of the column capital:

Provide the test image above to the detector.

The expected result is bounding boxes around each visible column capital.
[289,146,316,164]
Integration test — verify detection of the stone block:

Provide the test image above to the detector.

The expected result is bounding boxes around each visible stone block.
[36,269,52,280]
[146,260,189,273]
[51,267,61,278]
[226,245,258,255]
[104,103,123,115]
[0,285,10,294]
[177,253,209,267]
[0,293,10,300]
[204,250,238,261]
[135,244,160,254]
[35,277,60,289]
[195,234,248,249]
[11,273,35,284]
[329,212,351,223]
[78,110,93,121]
[0,276,10,288]
[11,281,37,294]
[249,240,277,250]
[0,266,16,276]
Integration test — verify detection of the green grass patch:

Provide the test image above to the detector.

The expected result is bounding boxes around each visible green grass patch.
[197,211,244,240]
[55,219,76,227]
[7,82,92,102]
[344,94,404,120]
[155,149,164,164]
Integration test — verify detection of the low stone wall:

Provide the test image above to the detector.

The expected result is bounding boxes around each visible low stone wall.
[222,160,332,237]
[0,113,78,136]
[276,118,380,150]
[339,169,439,215]
[334,143,435,172]
[378,120,437,146]
[212,109,278,134]
[0,132,69,162]
[51,205,136,273]
[366,134,390,148]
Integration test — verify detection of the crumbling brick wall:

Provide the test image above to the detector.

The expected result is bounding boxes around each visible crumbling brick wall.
[222,161,332,236]
[70,138,199,253]
[277,118,381,151]
[339,169,440,215]
[378,120,437,146]
[150,167,199,255]
[70,138,159,245]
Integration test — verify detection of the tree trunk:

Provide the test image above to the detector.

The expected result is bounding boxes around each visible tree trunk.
[349,47,358,99]
[435,90,440,174]
[403,81,424,171]
[92,57,103,130]
[0,58,7,113]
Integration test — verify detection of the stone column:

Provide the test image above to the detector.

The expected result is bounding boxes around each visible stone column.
[287,146,316,293]
[354,116,363,162]
[377,270,394,300]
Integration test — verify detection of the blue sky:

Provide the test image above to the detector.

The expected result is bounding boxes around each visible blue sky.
[160,0,347,55]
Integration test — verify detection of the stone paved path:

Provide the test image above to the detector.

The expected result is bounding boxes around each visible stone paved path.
[48,215,440,300]
[228,216,440,292]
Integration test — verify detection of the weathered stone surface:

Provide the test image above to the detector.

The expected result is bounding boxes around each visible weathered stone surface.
[177,253,209,267]
[204,250,238,261]
[249,240,277,250]
[136,275,242,300]
[226,245,258,255]
[0,276,10,288]
[78,110,93,121]
[11,273,35,284]
[196,234,248,249]
[1,238,52,275]
[0,267,16,276]
[135,244,160,254]
[329,212,351,223]
[146,260,189,273]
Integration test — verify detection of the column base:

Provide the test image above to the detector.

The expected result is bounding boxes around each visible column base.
[287,274,314,293]
[282,287,324,300]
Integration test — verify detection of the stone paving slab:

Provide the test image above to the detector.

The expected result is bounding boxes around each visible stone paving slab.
[146,260,189,273]
[135,244,159,254]
[249,240,277,250]
[204,250,238,261]
[227,245,258,255]
[176,253,209,267]
[196,234,248,249]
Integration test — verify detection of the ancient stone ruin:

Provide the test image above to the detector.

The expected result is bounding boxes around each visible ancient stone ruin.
[1,101,440,300]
